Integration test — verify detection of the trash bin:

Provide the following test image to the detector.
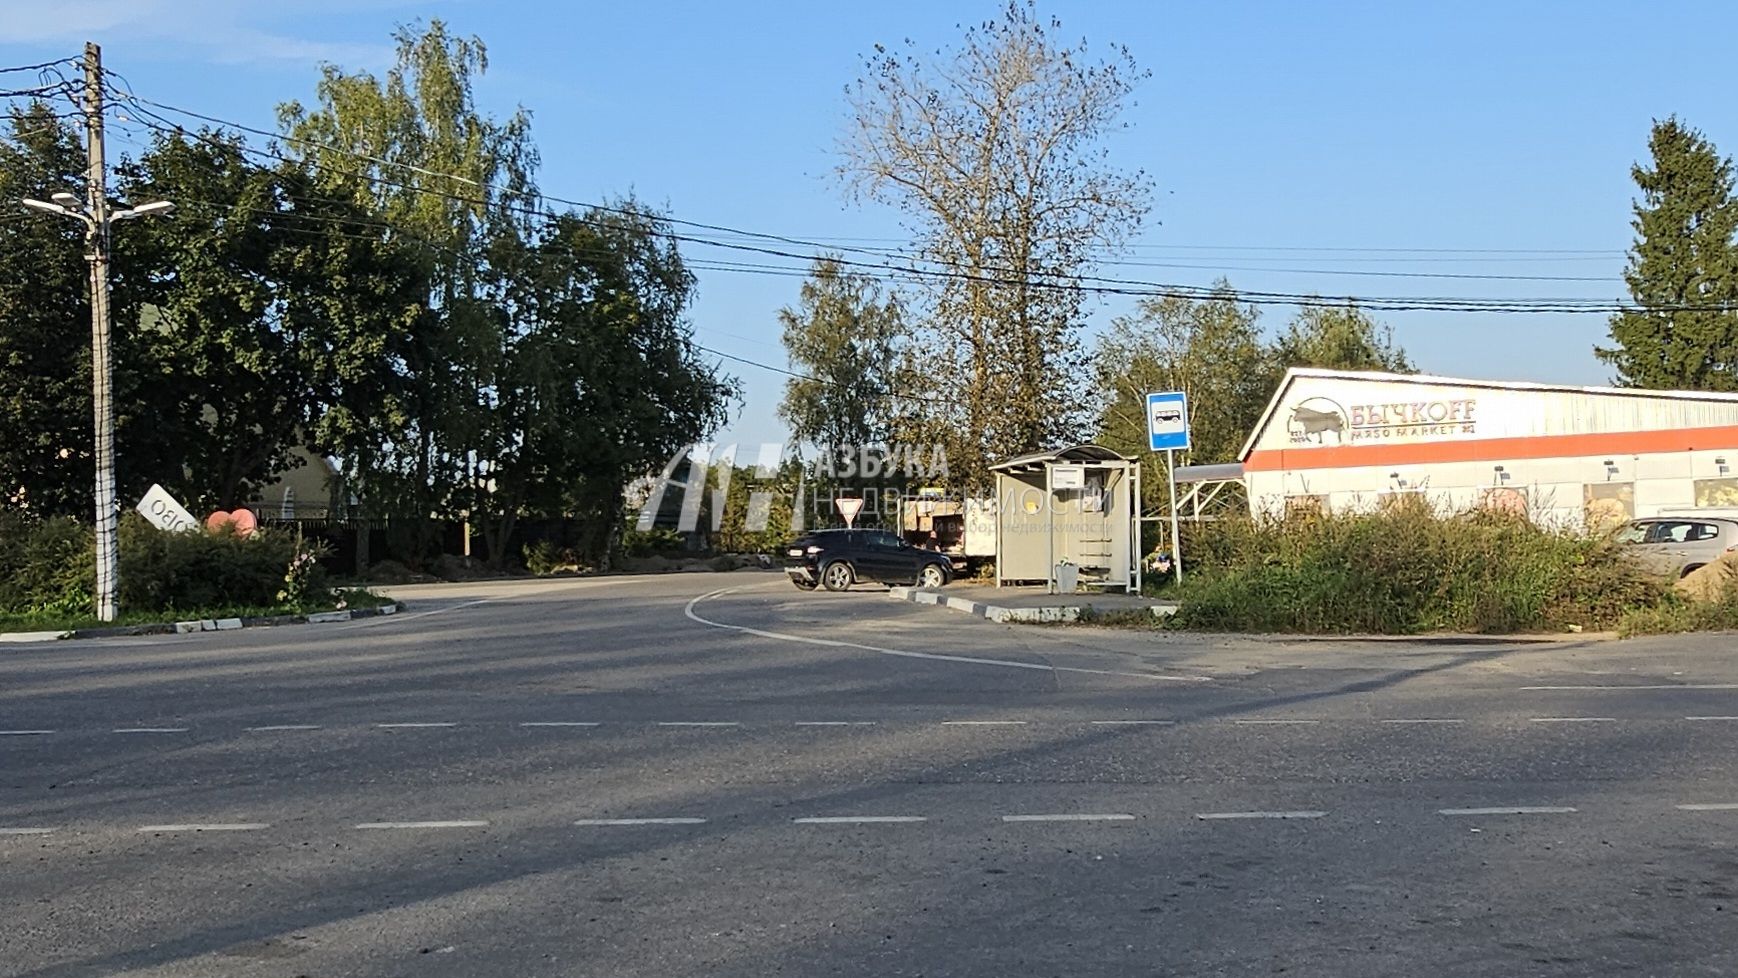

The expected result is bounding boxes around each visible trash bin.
[1055,561,1079,594]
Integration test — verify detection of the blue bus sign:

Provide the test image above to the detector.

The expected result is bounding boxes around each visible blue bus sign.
[1146,391,1190,452]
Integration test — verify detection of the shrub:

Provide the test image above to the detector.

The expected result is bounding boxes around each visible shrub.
[621,527,683,557]
[0,512,94,617]
[1620,580,1738,637]
[117,514,328,612]
[1167,507,1666,635]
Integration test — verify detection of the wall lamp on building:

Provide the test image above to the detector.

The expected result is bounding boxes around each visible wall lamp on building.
[1718,456,1730,476]
[1388,471,1409,490]
[1603,459,1620,480]
[1493,465,1511,485]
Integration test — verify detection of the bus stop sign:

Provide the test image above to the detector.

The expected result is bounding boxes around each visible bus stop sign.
[1146,391,1190,451]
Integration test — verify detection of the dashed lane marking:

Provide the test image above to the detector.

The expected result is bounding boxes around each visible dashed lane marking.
[0,827,57,835]
[1676,803,1738,812]
[793,721,877,726]
[793,816,927,824]
[112,727,188,734]
[376,723,458,729]
[0,730,54,736]
[1381,718,1466,724]
[1233,719,1320,726]
[1438,806,1577,816]
[1521,684,1738,691]
[1090,720,1175,726]
[684,587,1210,683]
[573,817,707,826]
[942,720,1028,726]
[656,721,741,727]
[1529,717,1616,723]
[354,820,489,830]
[1001,813,1135,822]
[1196,811,1327,820]
[1686,716,1738,721]
[246,725,321,732]
[138,823,269,833]
[519,722,601,727]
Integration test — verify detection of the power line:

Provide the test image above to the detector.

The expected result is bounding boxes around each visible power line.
[97,81,1727,316]
[0,58,78,75]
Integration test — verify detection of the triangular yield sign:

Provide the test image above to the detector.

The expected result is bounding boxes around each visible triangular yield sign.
[835,497,865,527]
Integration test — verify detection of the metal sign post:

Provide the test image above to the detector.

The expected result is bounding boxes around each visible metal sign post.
[1145,391,1192,587]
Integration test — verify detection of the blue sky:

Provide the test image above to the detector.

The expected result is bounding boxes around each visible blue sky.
[5,1,1735,455]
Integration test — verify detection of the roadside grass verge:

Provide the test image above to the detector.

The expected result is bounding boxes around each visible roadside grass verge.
[1165,504,1666,635]
[1619,581,1738,637]
[0,588,392,633]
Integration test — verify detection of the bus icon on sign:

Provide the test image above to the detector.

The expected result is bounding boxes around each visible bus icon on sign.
[1145,390,1190,451]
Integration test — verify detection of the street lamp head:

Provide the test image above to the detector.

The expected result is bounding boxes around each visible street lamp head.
[130,200,175,217]
[50,192,82,209]
[21,197,70,216]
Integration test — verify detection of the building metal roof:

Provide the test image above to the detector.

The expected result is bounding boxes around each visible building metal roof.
[990,444,1131,474]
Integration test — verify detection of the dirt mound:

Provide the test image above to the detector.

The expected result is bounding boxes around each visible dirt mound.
[1675,551,1738,603]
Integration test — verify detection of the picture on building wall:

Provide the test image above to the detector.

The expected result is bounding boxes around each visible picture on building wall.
[1481,487,1528,518]
[1583,482,1635,532]
[1694,478,1738,507]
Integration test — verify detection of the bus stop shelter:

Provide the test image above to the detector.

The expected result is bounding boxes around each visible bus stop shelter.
[989,445,1138,592]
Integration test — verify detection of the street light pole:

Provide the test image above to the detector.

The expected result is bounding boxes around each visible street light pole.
[83,42,119,624]
[18,42,173,623]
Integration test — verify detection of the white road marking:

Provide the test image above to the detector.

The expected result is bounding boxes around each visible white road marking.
[113,727,188,733]
[657,721,740,727]
[519,722,601,727]
[1381,718,1466,725]
[793,816,927,824]
[138,823,269,833]
[376,722,458,728]
[1196,811,1327,820]
[0,827,57,835]
[0,730,54,736]
[573,817,707,826]
[354,820,489,829]
[1233,719,1320,726]
[1685,716,1738,721]
[1438,806,1577,816]
[793,721,877,726]
[1529,717,1616,723]
[1001,813,1135,822]
[247,725,322,732]
[1090,719,1175,726]
[684,587,1210,682]
[1676,803,1738,812]
[1521,684,1738,690]
[942,720,1028,726]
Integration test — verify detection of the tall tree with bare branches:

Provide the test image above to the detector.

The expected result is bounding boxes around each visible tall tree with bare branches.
[839,1,1151,487]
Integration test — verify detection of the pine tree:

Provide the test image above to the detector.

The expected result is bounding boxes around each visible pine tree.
[1597,118,1738,391]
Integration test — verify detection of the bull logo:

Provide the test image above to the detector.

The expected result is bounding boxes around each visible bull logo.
[1287,398,1347,445]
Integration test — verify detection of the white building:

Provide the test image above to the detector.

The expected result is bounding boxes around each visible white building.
[1239,369,1738,529]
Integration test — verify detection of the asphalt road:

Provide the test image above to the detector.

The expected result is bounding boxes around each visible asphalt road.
[3,571,1737,977]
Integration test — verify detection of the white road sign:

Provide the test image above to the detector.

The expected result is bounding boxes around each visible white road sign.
[136,484,199,533]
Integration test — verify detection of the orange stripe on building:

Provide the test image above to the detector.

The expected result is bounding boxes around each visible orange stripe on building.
[1243,425,1738,473]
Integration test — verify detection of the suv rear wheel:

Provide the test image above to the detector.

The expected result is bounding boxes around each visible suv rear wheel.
[821,561,854,591]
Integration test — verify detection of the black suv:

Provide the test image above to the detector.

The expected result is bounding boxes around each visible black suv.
[785,528,953,592]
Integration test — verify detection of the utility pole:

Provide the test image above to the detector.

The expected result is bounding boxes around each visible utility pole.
[19,46,174,624]
[83,42,119,623]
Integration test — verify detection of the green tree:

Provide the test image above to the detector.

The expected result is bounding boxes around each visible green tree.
[839,0,1151,486]
[1273,304,1414,373]
[0,103,184,517]
[481,205,736,566]
[1597,117,1738,391]
[777,258,904,453]
[279,19,539,534]
[1093,285,1271,509]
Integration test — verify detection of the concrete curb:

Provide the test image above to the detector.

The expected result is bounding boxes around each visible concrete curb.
[0,602,404,644]
[888,587,1177,624]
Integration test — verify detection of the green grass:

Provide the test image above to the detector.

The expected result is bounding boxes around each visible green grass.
[0,587,392,633]
[1619,582,1738,637]
[1163,504,1667,636]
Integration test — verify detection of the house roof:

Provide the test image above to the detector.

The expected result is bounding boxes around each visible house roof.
[1237,368,1738,462]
